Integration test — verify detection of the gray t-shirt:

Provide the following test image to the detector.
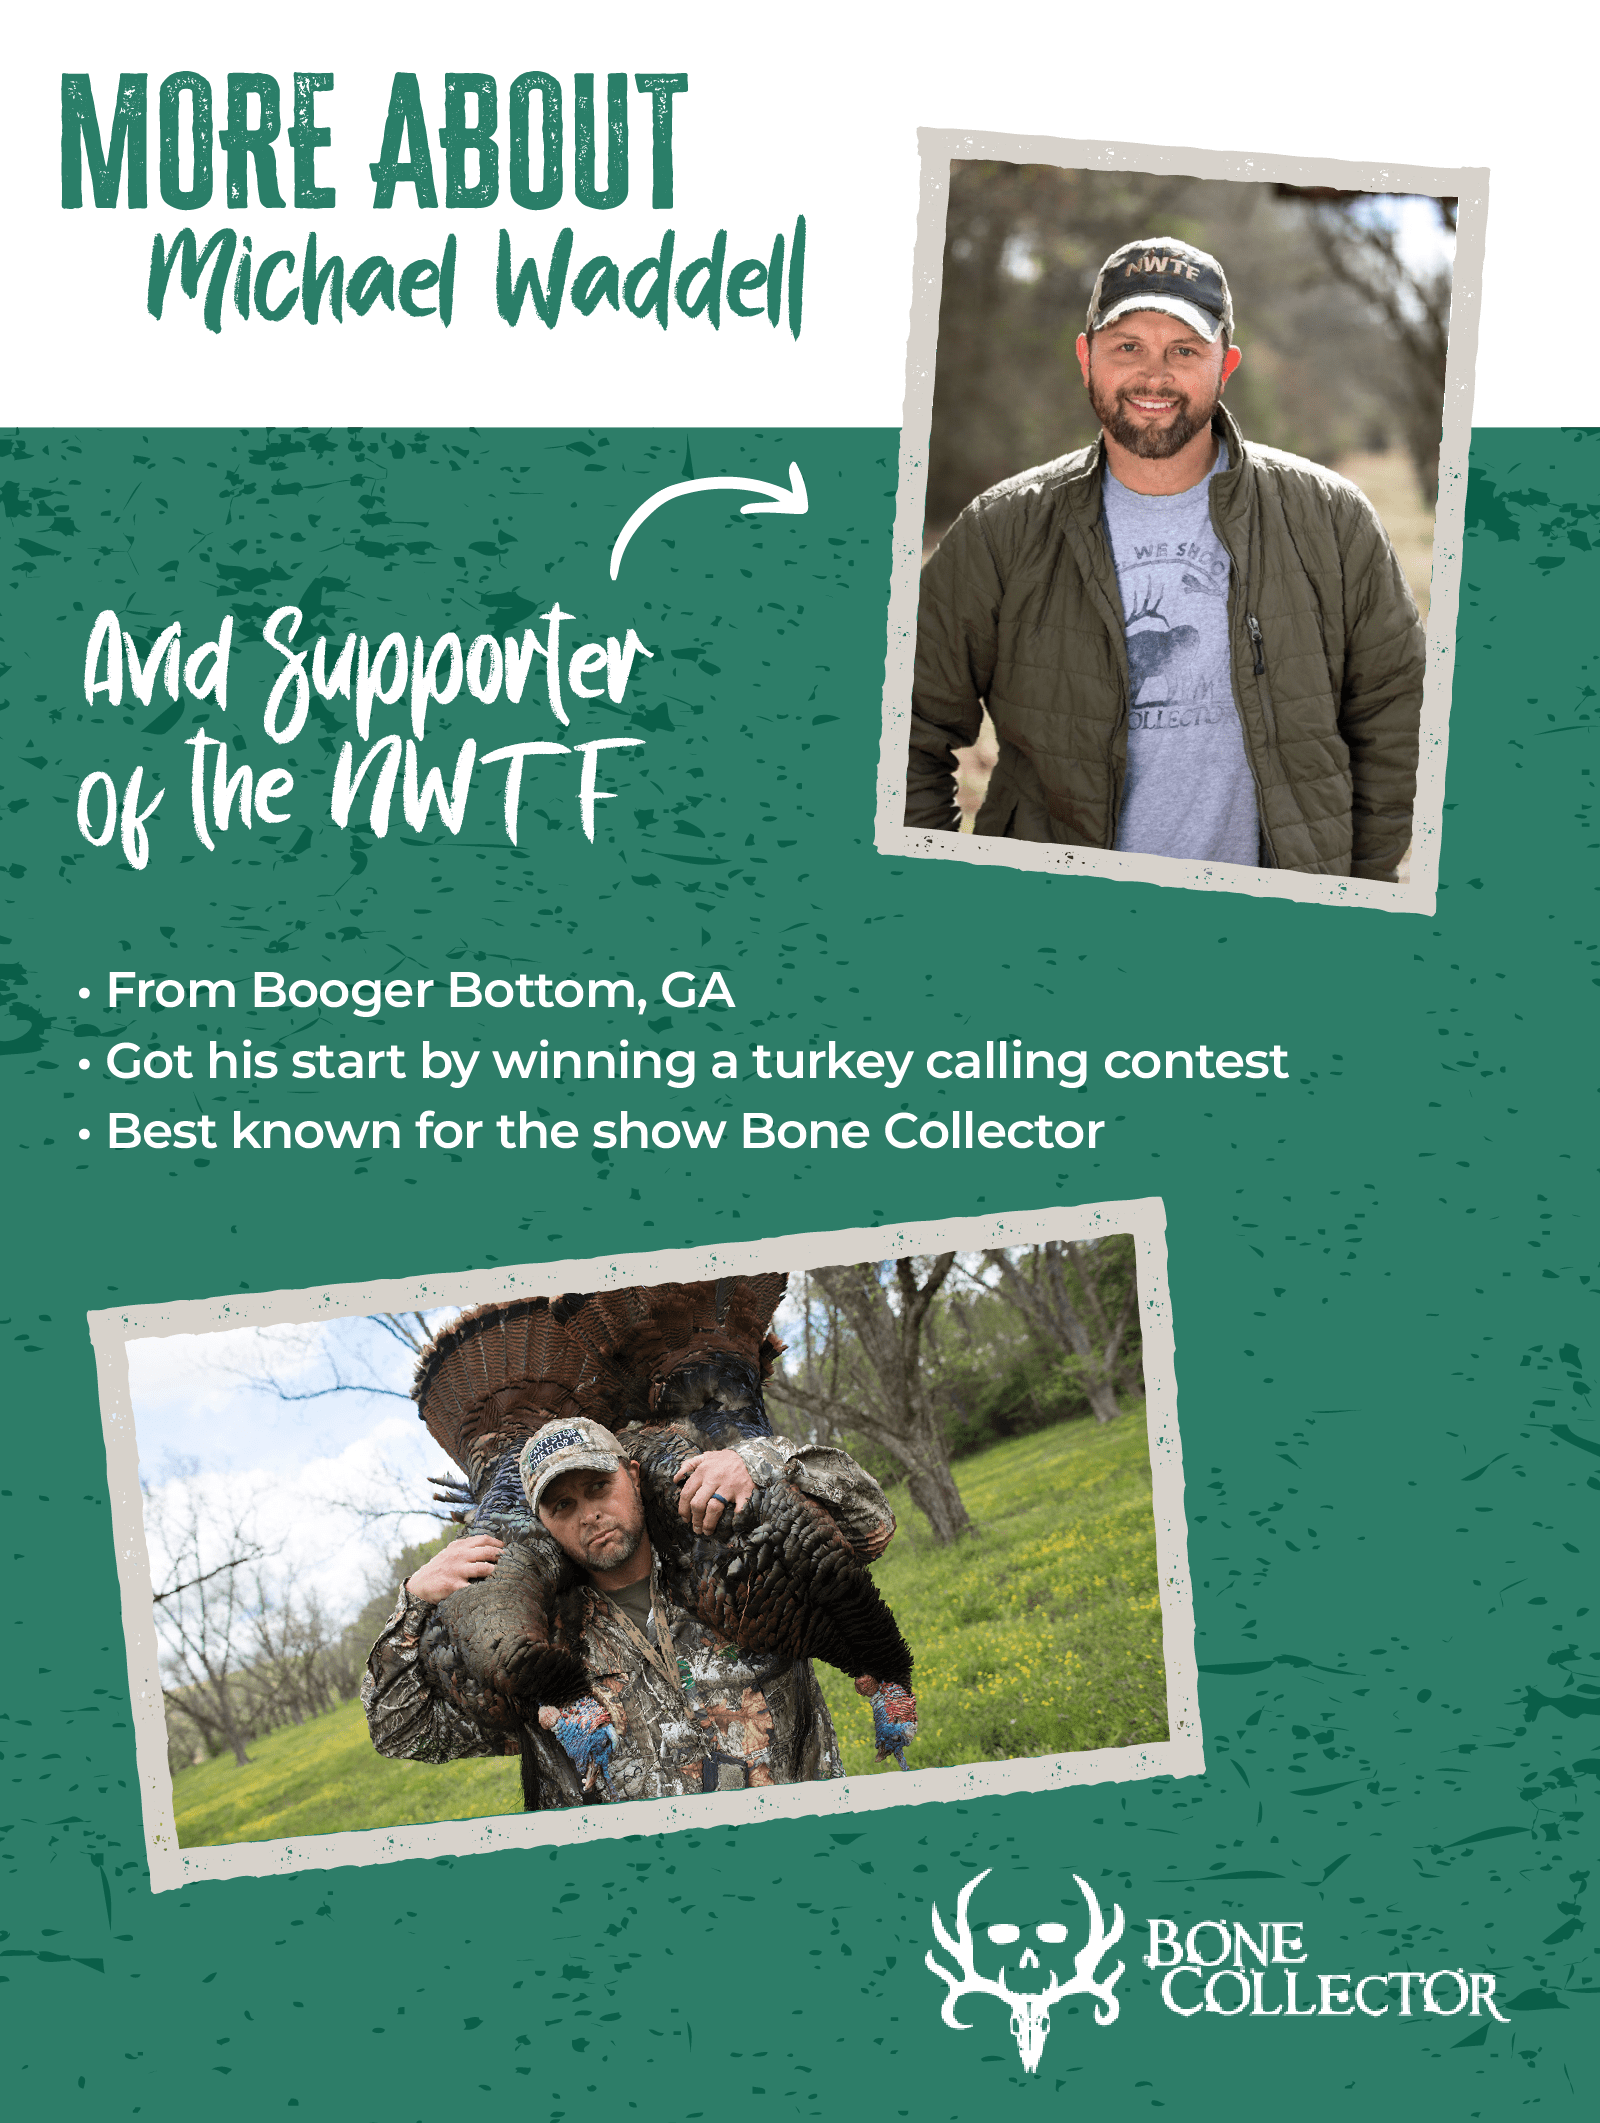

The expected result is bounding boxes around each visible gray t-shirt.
[1104,449,1260,865]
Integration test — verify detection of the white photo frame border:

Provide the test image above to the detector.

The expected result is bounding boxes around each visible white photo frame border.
[88,1197,1199,1890]
[873,129,1490,918]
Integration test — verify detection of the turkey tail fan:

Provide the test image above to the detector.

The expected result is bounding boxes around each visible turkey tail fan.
[557,1286,653,1370]
[412,1296,590,1506]
[713,1272,789,1350]
[561,1276,787,1383]
[621,1423,914,1692]
[563,1276,789,1442]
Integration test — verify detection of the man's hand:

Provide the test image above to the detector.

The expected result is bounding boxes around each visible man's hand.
[406,1534,504,1603]
[675,1450,755,1534]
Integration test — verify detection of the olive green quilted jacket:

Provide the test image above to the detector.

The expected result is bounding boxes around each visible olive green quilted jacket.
[904,406,1424,878]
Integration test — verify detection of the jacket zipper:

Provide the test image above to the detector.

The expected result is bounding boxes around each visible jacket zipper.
[1245,612,1278,744]
[1233,476,1280,867]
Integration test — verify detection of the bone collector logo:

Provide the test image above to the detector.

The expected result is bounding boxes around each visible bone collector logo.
[926,1868,1512,2075]
[926,1868,1126,2073]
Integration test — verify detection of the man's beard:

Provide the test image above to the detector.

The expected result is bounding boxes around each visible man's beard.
[582,1520,643,1571]
[1090,374,1218,460]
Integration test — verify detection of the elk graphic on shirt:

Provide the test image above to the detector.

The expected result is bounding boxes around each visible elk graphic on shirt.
[1122,560,1227,717]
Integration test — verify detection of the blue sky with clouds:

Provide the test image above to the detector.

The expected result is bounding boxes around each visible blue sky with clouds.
[127,1310,462,1614]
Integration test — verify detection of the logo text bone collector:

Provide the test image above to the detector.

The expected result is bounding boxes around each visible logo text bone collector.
[927,1871,1509,2074]
[1145,1920,1510,2021]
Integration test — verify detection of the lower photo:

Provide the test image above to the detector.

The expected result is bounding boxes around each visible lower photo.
[91,1204,1199,1883]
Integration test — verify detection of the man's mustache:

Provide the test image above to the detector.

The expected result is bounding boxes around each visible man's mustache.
[1117,385,1190,412]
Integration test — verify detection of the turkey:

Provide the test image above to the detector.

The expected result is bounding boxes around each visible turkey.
[407,1277,914,1805]
[557,1273,791,1443]
[409,1295,591,1735]
[606,1419,913,1687]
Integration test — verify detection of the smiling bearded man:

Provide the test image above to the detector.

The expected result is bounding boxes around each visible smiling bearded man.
[905,236,1424,878]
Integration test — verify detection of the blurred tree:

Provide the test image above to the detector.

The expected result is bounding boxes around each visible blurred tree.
[929,162,1192,532]
[1286,188,1455,502]
[927,1277,1069,1452]
[963,1238,1138,1426]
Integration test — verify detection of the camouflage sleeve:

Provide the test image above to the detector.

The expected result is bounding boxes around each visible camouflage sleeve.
[735,1434,898,1562]
[361,1587,509,1764]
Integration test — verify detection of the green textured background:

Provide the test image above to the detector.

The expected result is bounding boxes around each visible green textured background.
[1,426,1595,2114]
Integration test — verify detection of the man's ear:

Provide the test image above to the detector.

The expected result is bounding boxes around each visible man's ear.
[1074,331,1092,388]
[1220,344,1243,386]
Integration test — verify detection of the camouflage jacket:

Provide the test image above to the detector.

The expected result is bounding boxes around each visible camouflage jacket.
[362,1426,894,1806]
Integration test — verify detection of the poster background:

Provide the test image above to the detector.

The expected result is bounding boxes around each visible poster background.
[4,6,1600,2116]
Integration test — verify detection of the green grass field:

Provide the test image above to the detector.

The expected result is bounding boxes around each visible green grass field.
[817,1409,1168,1775]
[172,1698,523,1846]
[172,1411,1166,1844]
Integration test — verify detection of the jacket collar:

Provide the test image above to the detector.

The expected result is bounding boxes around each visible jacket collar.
[1206,402,1252,523]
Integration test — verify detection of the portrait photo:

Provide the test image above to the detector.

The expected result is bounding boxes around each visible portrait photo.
[875,135,1488,914]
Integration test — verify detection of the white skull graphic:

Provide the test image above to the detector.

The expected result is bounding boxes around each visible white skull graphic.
[926,1868,1125,2073]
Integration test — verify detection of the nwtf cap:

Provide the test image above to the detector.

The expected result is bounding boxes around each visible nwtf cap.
[519,1416,627,1513]
[1087,238,1233,344]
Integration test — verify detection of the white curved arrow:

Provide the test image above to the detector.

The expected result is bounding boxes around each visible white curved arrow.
[608,462,808,580]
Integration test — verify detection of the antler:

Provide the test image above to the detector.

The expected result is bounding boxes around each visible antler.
[1069,1873,1126,2026]
[926,1868,1127,2041]
[925,1869,1018,2027]
[1129,584,1168,626]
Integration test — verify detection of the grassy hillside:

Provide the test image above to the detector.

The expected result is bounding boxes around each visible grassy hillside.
[173,1698,522,1847]
[818,1409,1167,1775]
[174,1410,1165,1844]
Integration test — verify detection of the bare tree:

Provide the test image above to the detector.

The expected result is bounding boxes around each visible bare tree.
[770,1270,849,1451]
[964,1240,1137,1426]
[145,1313,459,1775]
[767,1256,974,1544]
[244,1581,347,1729]
[213,1310,439,1408]
[144,1475,273,1766]
[1291,190,1455,504]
